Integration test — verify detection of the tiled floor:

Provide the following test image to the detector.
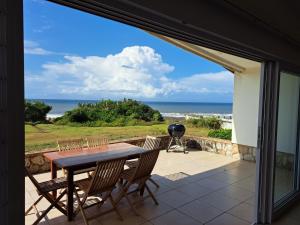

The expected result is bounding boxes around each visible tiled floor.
[25,150,258,225]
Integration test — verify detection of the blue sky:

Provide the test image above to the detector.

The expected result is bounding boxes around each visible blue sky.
[24,0,233,103]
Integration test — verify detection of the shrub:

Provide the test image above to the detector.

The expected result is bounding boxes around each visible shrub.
[187,117,222,130]
[66,109,89,123]
[55,99,164,127]
[25,100,52,123]
[208,129,232,140]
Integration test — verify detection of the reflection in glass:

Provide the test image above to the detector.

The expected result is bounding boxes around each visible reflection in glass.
[274,72,299,203]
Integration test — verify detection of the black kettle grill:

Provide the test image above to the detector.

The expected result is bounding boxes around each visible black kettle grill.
[167,123,188,154]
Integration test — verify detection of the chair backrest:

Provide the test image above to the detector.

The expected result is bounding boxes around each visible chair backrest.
[131,149,160,182]
[86,136,109,149]
[57,138,84,151]
[143,136,161,150]
[87,157,127,195]
[25,167,44,194]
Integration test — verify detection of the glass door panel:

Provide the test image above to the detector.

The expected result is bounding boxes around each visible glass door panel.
[274,71,300,204]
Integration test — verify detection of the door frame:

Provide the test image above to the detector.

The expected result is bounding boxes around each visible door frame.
[273,64,300,217]
[256,61,300,223]
[3,1,300,225]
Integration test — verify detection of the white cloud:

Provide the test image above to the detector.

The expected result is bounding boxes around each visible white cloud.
[38,46,174,98]
[25,46,233,99]
[176,71,233,94]
[24,40,53,55]
[24,40,64,55]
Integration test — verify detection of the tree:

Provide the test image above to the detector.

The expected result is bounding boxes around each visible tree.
[55,99,164,126]
[25,101,52,123]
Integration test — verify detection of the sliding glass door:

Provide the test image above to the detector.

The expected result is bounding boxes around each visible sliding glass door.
[273,71,300,207]
[256,63,300,224]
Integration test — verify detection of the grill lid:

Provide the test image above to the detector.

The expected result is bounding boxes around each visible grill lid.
[168,123,185,138]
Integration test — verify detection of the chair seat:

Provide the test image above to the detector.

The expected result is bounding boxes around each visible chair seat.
[74,167,96,175]
[125,160,138,168]
[75,178,115,195]
[120,168,136,180]
[75,178,92,192]
[39,177,68,193]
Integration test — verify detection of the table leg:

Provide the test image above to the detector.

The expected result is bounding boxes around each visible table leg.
[50,162,57,198]
[67,169,74,221]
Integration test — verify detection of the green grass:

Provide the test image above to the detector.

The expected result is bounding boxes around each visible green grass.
[25,123,210,152]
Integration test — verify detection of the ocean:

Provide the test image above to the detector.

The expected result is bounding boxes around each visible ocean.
[29,99,233,119]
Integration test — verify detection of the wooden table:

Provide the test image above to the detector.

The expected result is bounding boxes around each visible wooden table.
[43,142,145,221]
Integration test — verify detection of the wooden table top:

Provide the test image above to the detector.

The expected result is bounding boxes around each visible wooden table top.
[43,142,145,169]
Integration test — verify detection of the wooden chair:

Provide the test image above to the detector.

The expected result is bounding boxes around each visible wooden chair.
[143,136,161,150]
[125,136,161,188]
[25,167,68,225]
[86,136,109,149]
[119,149,160,215]
[74,157,127,225]
[57,138,93,177]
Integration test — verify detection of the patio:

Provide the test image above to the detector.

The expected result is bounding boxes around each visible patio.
[25,149,256,225]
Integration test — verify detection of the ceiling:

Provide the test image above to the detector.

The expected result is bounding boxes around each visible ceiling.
[222,0,300,47]
[150,32,260,73]
[50,0,300,66]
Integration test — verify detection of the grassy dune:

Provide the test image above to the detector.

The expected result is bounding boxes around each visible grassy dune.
[25,123,210,152]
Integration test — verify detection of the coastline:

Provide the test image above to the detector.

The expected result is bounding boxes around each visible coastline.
[39,99,233,121]
[47,112,233,120]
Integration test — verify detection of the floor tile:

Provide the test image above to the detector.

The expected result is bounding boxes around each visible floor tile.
[176,183,213,198]
[227,203,254,223]
[135,197,174,220]
[198,192,241,212]
[157,189,195,208]
[196,178,229,190]
[215,185,254,201]
[206,213,249,225]
[100,205,146,225]
[178,199,222,223]
[151,210,202,225]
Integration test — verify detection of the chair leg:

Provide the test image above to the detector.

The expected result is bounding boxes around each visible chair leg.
[25,195,43,216]
[109,194,123,220]
[32,190,67,225]
[145,183,159,205]
[87,172,92,179]
[148,178,160,188]
[44,190,68,215]
[97,192,109,208]
[74,189,89,225]
[120,185,139,216]
[139,183,145,196]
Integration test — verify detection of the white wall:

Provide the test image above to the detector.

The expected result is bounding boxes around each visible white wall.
[231,66,261,147]
[276,72,300,154]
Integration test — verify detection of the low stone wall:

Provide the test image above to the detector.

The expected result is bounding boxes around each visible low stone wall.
[25,135,257,174]
[276,151,294,170]
[183,136,257,161]
[184,136,236,157]
[232,143,256,162]
[25,149,55,174]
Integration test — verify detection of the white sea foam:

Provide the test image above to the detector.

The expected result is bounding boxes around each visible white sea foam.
[47,112,233,120]
[161,112,232,120]
[47,114,63,119]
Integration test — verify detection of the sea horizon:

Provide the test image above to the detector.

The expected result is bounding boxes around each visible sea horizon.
[26,98,233,119]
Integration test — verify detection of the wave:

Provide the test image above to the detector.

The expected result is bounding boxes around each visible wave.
[162,112,232,119]
[47,112,232,119]
[47,114,63,119]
